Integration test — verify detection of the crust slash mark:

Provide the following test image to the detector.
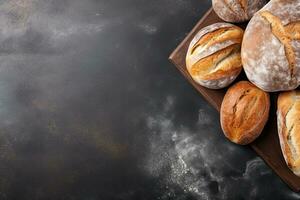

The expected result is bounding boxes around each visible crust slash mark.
[223,0,246,18]
[238,0,248,18]
[190,44,239,75]
[191,27,242,55]
[285,21,300,40]
[240,95,258,122]
[232,89,249,116]
[287,124,297,161]
[223,0,241,16]
[191,28,231,55]
[229,88,262,142]
[260,11,300,78]
[189,26,243,77]
[284,101,297,162]
[212,45,240,71]
[231,89,252,128]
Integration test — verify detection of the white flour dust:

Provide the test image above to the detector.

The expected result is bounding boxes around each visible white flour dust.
[143,95,300,199]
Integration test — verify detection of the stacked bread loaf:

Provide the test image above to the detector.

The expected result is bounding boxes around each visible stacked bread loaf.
[184,0,300,176]
[277,91,300,176]
[220,81,270,145]
[186,23,244,89]
[212,0,268,22]
[242,0,300,92]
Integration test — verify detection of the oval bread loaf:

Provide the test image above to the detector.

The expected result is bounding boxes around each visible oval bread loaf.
[277,91,300,176]
[212,0,267,23]
[186,23,244,89]
[242,0,300,92]
[220,81,270,145]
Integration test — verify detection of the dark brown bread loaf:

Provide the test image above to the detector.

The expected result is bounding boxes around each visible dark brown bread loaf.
[220,81,270,145]
[212,0,268,22]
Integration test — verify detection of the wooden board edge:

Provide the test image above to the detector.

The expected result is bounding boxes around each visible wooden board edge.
[170,55,300,192]
[252,146,300,192]
[168,58,220,111]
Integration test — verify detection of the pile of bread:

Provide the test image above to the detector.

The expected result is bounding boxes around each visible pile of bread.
[186,0,300,175]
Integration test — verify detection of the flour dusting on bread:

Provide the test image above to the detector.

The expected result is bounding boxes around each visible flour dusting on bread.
[213,0,267,22]
[186,23,243,89]
[242,0,300,92]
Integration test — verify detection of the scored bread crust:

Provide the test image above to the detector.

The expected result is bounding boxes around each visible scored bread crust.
[186,23,244,89]
[212,0,267,22]
[242,0,300,92]
[220,81,270,145]
[277,91,300,176]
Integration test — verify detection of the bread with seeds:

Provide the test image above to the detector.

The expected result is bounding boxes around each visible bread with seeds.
[277,90,300,176]
[212,0,268,23]
[242,0,300,92]
[220,81,270,145]
[186,23,244,89]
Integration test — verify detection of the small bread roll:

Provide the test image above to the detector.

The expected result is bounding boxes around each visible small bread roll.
[242,0,300,92]
[277,91,300,176]
[220,81,270,145]
[186,23,244,89]
[212,0,267,23]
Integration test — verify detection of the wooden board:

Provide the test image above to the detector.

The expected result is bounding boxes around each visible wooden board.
[169,8,300,192]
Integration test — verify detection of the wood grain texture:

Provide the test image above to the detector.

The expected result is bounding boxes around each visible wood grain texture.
[169,8,300,192]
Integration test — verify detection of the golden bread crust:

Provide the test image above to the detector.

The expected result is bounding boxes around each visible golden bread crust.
[242,0,300,92]
[278,91,300,176]
[186,23,244,89]
[220,81,270,145]
[212,0,267,23]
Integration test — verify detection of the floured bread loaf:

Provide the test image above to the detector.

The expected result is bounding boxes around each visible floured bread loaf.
[220,81,270,145]
[212,0,267,23]
[277,90,300,176]
[186,23,244,89]
[242,0,300,92]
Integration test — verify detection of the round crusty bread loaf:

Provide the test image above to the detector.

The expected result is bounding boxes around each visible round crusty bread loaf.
[220,81,270,145]
[277,90,300,176]
[242,0,300,92]
[186,23,244,89]
[212,0,268,23]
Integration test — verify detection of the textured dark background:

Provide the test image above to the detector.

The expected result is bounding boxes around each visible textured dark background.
[0,0,298,199]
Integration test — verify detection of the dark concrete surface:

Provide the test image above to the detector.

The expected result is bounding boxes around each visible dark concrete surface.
[0,0,298,199]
